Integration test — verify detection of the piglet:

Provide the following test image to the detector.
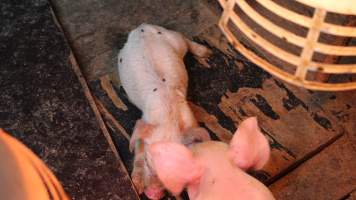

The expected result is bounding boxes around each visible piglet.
[118,23,211,199]
[147,117,275,200]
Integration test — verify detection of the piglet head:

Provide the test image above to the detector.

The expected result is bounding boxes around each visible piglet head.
[147,142,204,196]
[147,117,274,200]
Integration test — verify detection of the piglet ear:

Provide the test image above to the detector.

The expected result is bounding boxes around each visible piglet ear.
[147,142,203,196]
[229,117,270,171]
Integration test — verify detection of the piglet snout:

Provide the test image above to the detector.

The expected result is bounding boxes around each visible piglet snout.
[144,185,165,200]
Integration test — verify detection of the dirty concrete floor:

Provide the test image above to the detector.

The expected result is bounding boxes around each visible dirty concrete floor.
[51,0,356,199]
[0,0,137,199]
[50,0,220,80]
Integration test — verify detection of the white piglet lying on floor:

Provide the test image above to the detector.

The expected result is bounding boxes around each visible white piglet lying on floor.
[148,117,275,200]
[118,23,212,199]
[118,23,275,200]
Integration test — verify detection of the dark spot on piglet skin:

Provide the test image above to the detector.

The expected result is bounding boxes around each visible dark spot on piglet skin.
[158,31,162,34]
[153,88,157,92]
[119,58,122,63]
[141,29,144,32]
[162,78,166,82]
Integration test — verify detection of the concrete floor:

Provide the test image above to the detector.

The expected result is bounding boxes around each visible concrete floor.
[50,0,356,199]
[0,1,137,199]
[50,0,220,80]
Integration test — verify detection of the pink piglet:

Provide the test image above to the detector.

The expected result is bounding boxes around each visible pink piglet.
[147,117,275,200]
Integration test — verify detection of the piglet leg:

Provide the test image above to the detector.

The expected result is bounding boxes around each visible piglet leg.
[185,39,212,58]
[185,39,212,68]
[130,120,165,198]
[130,120,154,194]
[131,140,145,194]
[132,141,165,200]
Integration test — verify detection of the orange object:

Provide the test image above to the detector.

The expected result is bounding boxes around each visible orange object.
[0,129,69,200]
